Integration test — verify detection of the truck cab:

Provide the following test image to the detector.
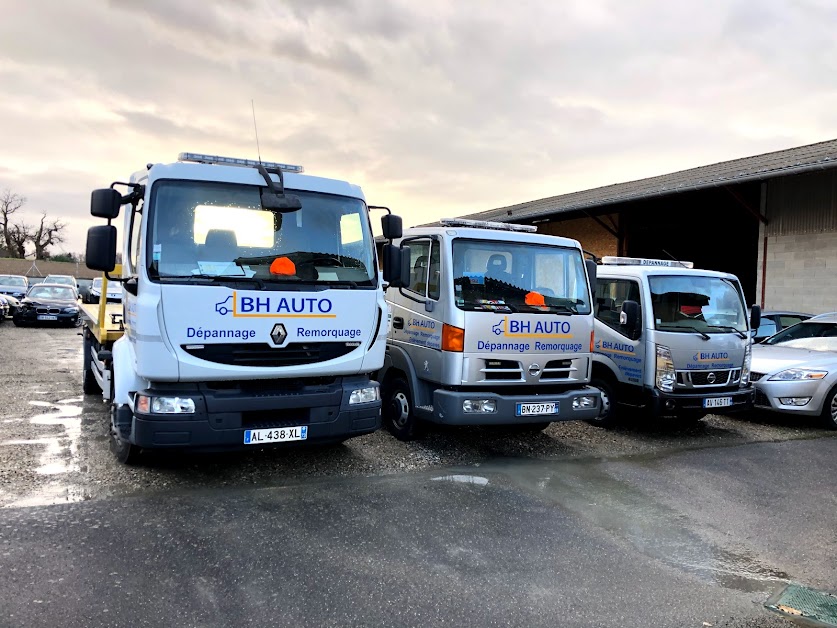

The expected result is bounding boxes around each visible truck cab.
[377,218,601,440]
[83,152,403,463]
[589,256,760,426]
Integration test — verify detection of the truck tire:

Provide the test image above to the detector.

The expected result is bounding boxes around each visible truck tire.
[110,404,141,465]
[82,332,102,394]
[382,376,422,441]
[586,376,620,428]
[820,385,837,430]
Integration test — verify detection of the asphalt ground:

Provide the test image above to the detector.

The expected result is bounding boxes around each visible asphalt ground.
[0,322,835,627]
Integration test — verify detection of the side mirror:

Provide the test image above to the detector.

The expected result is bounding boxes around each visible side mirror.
[585,259,597,300]
[619,299,642,341]
[749,305,761,331]
[86,225,117,272]
[91,189,123,219]
[382,243,410,287]
[381,214,403,240]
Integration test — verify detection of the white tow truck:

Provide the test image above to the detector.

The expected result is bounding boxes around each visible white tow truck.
[82,152,405,463]
[588,256,761,426]
[377,218,602,440]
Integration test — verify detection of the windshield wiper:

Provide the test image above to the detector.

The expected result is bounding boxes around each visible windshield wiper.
[157,274,266,289]
[658,323,710,340]
[706,325,747,339]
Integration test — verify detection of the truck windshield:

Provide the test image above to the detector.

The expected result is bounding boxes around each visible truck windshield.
[147,180,376,287]
[451,239,591,314]
[649,275,747,334]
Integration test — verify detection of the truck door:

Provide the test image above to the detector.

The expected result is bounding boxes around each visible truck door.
[594,277,646,386]
[389,237,444,385]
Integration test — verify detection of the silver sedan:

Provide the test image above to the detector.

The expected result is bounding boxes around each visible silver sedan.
[751,312,837,429]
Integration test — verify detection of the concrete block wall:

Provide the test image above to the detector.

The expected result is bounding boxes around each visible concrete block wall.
[756,231,837,315]
[537,215,618,258]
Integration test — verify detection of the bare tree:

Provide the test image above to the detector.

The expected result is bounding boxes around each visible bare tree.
[0,189,26,258]
[8,223,31,259]
[31,212,66,260]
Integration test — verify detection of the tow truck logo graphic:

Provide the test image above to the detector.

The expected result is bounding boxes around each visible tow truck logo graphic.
[213,291,336,319]
[216,296,233,316]
[491,317,572,338]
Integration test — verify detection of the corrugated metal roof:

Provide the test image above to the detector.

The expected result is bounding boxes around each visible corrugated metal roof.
[462,138,837,224]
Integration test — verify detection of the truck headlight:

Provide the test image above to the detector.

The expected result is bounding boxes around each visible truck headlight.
[741,341,752,386]
[136,394,196,414]
[572,395,597,409]
[349,387,380,404]
[463,399,497,413]
[655,344,676,393]
[769,368,828,381]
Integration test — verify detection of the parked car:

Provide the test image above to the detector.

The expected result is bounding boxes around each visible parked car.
[751,312,837,429]
[76,278,93,303]
[0,274,29,300]
[751,309,814,342]
[87,276,122,303]
[43,274,79,292]
[13,283,81,327]
[0,295,9,320]
[0,294,21,317]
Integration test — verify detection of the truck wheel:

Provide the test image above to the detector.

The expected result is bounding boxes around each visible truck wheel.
[82,333,102,394]
[820,386,837,430]
[383,377,422,441]
[110,404,141,465]
[586,377,619,428]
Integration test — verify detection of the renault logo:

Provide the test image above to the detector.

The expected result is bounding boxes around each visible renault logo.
[707,372,716,384]
[528,363,542,377]
[270,323,288,346]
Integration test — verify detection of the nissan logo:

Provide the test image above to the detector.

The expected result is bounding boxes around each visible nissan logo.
[528,363,542,377]
[707,372,716,384]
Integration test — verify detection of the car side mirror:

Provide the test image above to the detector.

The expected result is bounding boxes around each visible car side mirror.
[91,188,123,219]
[749,305,761,331]
[382,243,410,288]
[381,214,403,240]
[620,299,642,341]
[86,225,117,272]
[585,259,597,301]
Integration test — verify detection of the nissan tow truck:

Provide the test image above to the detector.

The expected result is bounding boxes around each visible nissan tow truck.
[82,152,404,463]
[588,256,760,426]
[377,218,601,440]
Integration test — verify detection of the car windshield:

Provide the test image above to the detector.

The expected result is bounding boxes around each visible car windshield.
[649,275,747,334]
[451,238,591,314]
[28,286,75,300]
[0,275,26,287]
[46,276,74,286]
[147,180,376,287]
[762,321,837,351]
[92,278,102,288]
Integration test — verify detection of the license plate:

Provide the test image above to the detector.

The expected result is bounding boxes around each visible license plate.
[516,402,559,416]
[37,315,58,321]
[704,397,733,409]
[244,426,308,444]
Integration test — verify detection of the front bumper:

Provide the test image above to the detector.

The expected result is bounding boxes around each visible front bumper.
[754,379,825,417]
[649,387,754,416]
[430,386,601,425]
[127,376,381,450]
[14,309,79,325]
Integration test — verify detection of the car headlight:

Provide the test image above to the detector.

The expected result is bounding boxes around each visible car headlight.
[63,307,79,314]
[655,344,676,392]
[768,368,828,381]
[741,341,752,386]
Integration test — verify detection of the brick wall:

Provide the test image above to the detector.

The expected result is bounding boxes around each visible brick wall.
[756,231,837,314]
[536,215,619,258]
[0,258,97,279]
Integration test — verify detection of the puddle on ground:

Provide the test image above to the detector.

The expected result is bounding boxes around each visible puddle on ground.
[1,397,86,508]
[491,458,790,594]
[432,474,489,486]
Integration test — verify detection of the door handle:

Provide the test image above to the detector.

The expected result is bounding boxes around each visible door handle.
[392,316,404,329]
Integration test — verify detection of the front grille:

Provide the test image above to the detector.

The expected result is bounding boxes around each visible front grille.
[687,369,736,386]
[755,389,770,406]
[541,359,575,380]
[36,307,61,315]
[750,372,765,382]
[482,359,523,381]
[242,408,310,429]
[182,342,355,367]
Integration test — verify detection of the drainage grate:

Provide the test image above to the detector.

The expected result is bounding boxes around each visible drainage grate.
[766,584,837,626]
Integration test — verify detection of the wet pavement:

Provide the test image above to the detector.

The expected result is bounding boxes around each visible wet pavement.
[0,323,835,626]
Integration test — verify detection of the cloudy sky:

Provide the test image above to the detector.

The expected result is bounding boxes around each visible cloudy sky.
[1,0,836,255]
